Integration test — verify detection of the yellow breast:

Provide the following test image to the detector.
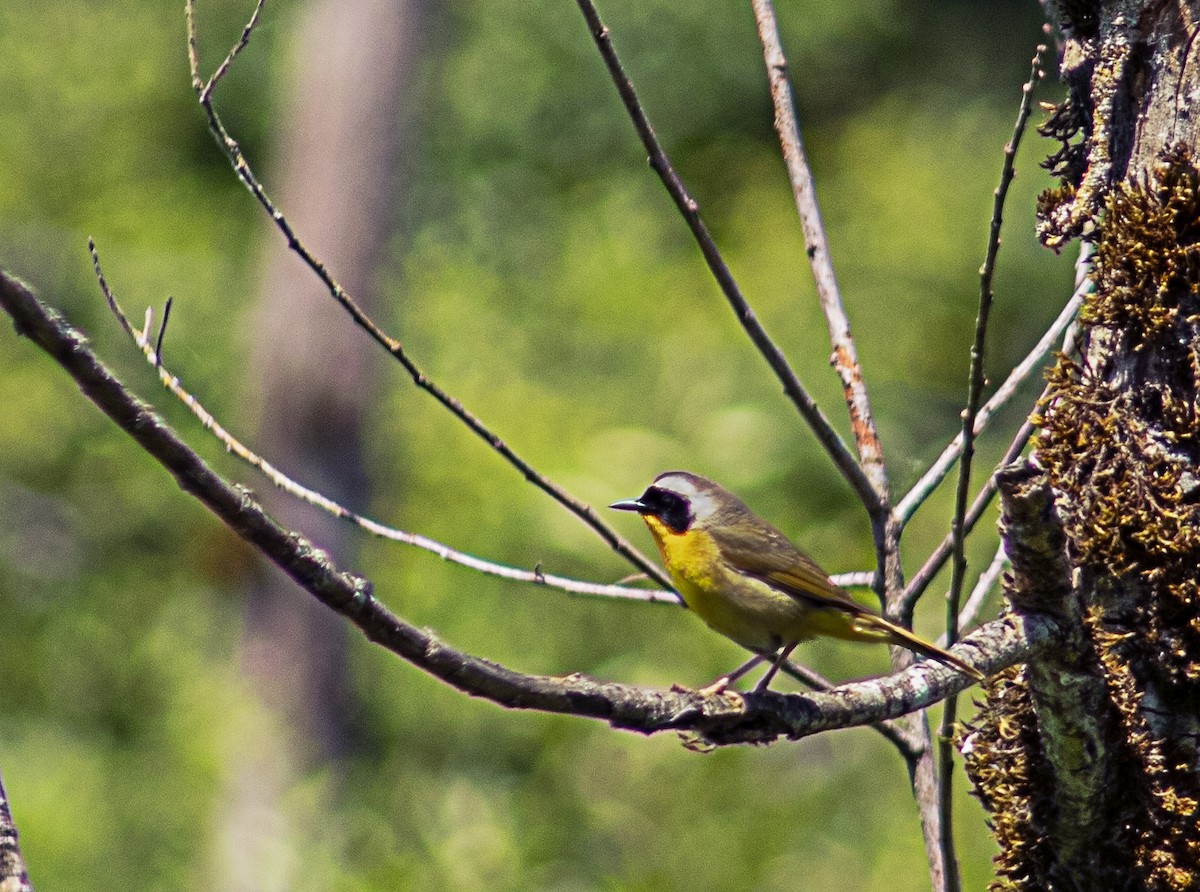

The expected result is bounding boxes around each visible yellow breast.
[642,516,815,652]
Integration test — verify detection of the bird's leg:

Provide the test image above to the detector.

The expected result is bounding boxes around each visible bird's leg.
[753,641,800,692]
[696,653,766,696]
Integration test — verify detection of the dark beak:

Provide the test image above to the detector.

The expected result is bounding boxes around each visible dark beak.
[609,497,647,513]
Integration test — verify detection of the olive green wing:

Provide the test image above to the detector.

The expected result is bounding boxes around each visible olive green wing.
[706,523,869,615]
[708,521,985,679]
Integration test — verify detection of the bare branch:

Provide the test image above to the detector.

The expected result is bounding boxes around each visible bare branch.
[153,296,172,366]
[750,0,886,498]
[0,268,1058,744]
[902,414,1036,617]
[572,0,881,517]
[186,0,266,100]
[829,570,875,589]
[180,5,672,590]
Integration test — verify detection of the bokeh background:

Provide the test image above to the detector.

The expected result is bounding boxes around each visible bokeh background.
[0,0,1070,889]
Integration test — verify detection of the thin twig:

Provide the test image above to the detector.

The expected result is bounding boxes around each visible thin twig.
[939,51,1043,886]
[938,543,1008,648]
[187,0,266,100]
[830,570,876,590]
[751,0,886,501]
[902,413,1037,615]
[154,296,172,366]
[182,2,672,590]
[894,273,1084,526]
[95,256,889,611]
[572,0,881,518]
[91,243,678,606]
[947,41,1044,658]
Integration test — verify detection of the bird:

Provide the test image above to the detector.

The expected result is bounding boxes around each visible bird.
[610,470,985,693]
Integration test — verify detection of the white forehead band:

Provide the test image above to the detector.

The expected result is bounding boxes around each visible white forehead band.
[656,474,720,523]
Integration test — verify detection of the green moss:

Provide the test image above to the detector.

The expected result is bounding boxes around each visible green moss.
[1036,182,1076,228]
[1086,146,1200,338]
[1035,97,1089,248]
[1026,145,1200,890]
[959,665,1060,891]
[1087,610,1200,890]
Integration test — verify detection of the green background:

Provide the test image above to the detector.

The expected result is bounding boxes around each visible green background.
[0,0,1067,888]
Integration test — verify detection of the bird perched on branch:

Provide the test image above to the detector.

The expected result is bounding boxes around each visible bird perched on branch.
[611,471,984,693]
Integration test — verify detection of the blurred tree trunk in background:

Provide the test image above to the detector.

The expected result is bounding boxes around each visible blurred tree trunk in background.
[219,0,423,886]
[965,2,1200,889]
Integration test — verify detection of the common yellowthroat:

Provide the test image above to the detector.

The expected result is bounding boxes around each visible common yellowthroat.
[611,471,984,692]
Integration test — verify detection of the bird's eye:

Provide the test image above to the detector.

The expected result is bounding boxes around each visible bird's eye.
[644,487,692,534]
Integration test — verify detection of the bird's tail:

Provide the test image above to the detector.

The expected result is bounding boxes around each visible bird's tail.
[855,614,985,681]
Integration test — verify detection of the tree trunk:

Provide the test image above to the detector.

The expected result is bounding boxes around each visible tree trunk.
[218,0,422,886]
[963,2,1200,889]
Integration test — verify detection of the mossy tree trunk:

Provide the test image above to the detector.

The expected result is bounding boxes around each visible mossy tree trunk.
[962,2,1200,889]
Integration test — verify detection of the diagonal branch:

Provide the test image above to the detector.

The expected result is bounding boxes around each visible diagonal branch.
[750,0,886,498]
[901,410,1038,618]
[901,241,1090,617]
[0,268,1056,745]
[92,246,680,606]
[91,250,885,610]
[573,0,881,517]
[894,269,1085,527]
[182,0,671,590]
[91,252,917,753]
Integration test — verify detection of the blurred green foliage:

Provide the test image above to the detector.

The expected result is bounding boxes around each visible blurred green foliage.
[0,0,1066,888]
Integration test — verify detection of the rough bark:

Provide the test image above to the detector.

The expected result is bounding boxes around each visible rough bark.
[964,2,1200,888]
